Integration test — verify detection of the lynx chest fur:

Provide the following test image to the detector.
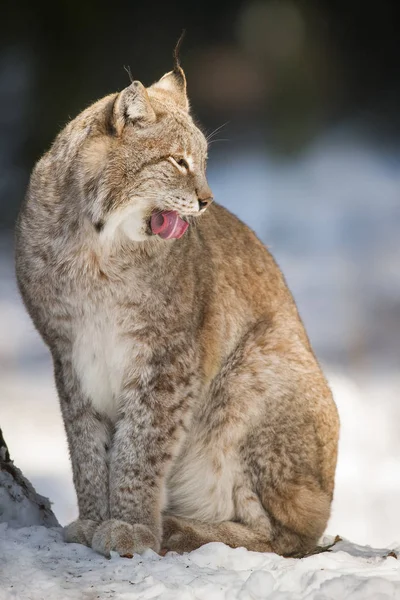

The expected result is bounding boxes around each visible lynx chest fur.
[71,300,131,419]
[67,252,196,420]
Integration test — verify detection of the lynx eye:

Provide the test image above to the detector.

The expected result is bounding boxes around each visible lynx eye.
[169,156,189,172]
[176,158,189,169]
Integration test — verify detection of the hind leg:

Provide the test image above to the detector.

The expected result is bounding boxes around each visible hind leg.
[161,514,319,557]
[162,515,273,554]
[165,320,338,557]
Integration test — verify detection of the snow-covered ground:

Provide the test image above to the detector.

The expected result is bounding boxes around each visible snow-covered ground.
[1,525,400,600]
[1,130,400,597]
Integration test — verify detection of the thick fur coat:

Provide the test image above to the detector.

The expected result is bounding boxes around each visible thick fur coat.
[15,64,339,558]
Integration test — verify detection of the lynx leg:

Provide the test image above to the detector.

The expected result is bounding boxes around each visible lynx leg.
[54,358,112,540]
[167,320,339,557]
[162,515,273,554]
[162,483,328,557]
[102,350,199,557]
[161,511,329,558]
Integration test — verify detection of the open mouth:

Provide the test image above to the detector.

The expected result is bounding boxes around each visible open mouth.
[150,210,189,240]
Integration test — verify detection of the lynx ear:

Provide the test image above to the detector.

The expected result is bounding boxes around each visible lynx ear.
[113,81,156,133]
[148,34,189,111]
[149,67,189,111]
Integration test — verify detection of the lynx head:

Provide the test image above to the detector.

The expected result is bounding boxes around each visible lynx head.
[71,62,212,244]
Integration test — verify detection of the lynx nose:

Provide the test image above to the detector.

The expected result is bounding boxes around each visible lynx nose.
[198,197,213,211]
[196,184,213,211]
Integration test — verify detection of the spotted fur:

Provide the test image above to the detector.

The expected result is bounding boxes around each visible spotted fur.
[15,64,339,558]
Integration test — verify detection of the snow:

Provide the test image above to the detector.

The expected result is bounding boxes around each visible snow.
[1,524,399,600]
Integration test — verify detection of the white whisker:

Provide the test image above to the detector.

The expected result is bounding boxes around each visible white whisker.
[206,122,229,143]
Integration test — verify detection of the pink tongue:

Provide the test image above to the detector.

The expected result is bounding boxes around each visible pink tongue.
[150,211,189,240]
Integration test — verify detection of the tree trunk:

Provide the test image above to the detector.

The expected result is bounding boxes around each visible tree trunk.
[0,427,59,528]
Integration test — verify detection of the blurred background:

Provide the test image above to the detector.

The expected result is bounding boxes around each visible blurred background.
[1,0,400,547]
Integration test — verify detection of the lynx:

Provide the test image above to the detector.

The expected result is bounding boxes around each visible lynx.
[15,57,339,558]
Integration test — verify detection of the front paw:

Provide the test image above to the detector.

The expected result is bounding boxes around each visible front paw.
[64,519,99,547]
[92,519,159,558]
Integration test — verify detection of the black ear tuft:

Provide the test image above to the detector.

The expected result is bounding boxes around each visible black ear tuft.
[149,36,189,110]
[123,65,134,84]
[173,30,186,89]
